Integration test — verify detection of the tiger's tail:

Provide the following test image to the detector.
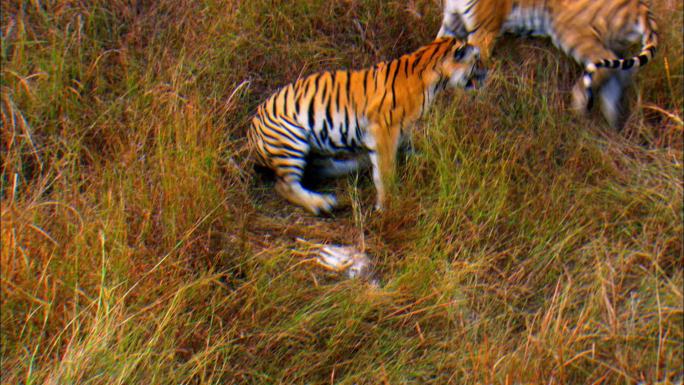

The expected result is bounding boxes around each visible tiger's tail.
[582,9,658,110]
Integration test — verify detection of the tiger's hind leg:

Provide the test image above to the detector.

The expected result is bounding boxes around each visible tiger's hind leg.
[275,178,337,215]
[261,119,338,215]
[552,27,623,126]
[571,61,631,129]
[273,155,338,215]
[570,52,618,114]
[598,70,632,129]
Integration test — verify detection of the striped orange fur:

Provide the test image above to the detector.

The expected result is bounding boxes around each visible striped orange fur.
[438,0,658,128]
[248,37,482,214]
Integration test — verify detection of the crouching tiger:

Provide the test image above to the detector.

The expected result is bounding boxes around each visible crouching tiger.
[248,37,483,215]
[438,0,658,128]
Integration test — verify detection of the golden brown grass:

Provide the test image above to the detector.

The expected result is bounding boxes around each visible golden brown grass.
[1,0,682,383]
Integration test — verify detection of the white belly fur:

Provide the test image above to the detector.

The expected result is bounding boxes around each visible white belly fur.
[501,6,551,36]
[445,0,551,37]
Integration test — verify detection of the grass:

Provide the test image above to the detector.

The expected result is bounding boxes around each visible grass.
[1,0,682,383]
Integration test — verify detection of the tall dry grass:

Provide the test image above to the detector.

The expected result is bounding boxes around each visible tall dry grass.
[1,0,682,383]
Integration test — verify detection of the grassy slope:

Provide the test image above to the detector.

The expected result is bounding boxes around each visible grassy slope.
[1,0,682,383]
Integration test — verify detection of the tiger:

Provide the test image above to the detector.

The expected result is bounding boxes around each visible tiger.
[437,0,658,128]
[248,37,483,215]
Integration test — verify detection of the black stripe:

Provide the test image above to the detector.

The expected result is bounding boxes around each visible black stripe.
[389,60,400,109]
[309,127,323,149]
[308,73,320,97]
[586,87,594,110]
[277,164,305,174]
[638,54,648,66]
[294,92,301,116]
[354,115,362,144]
[285,86,293,116]
[421,45,442,72]
[345,70,352,103]
[378,88,388,112]
[320,119,329,144]
[409,51,424,74]
[464,0,478,15]
[341,106,349,146]
[318,74,328,102]
[280,116,308,141]
[336,74,343,112]
[325,99,335,137]
[372,64,379,88]
[361,70,370,114]
[307,96,316,129]
[256,125,283,144]
[622,58,635,69]
[383,61,392,86]
[268,95,276,114]
[259,130,287,147]
[262,115,304,145]
[303,74,320,124]
[270,154,304,161]
[261,137,306,157]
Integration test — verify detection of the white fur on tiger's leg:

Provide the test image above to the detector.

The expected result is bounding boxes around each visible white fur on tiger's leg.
[571,64,618,123]
[437,0,468,38]
[570,58,615,113]
[368,151,384,211]
[275,180,337,215]
[367,122,401,212]
[571,79,590,116]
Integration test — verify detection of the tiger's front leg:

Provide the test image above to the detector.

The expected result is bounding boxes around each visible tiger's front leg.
[455,28,497,85]
[437,2,468,38]
[467,29,498,64]
[366,124,401,211]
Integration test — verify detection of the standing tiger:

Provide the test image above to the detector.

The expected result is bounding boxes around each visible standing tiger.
[248,37,482,215]
[437,0,658,128]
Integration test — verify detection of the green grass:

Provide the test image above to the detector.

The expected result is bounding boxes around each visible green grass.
[1,0,682,383]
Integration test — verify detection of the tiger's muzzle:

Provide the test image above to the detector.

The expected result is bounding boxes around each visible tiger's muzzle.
[465,59,487,90]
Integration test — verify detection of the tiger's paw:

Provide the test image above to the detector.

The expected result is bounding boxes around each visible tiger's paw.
[374,198,385,212]
[306,193,337,216]
[571,82,591,115]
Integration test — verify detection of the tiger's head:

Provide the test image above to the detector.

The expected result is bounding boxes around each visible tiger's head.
[438,40,485,90]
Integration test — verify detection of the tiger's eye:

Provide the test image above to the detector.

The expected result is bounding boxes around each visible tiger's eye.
[454,46,468,61]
